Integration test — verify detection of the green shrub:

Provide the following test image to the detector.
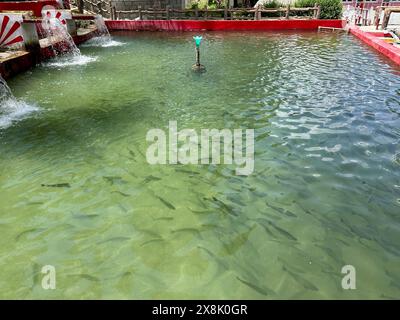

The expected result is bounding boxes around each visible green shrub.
[187,0,207,9]
[189,2,199,9]
[261,0,285,17]
[295,0,343,19]
[263,0,282,9]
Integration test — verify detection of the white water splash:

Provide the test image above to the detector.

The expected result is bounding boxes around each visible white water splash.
[80,37,125,48]
[40,14,97,68]
[43,54,97,68]
[94,15,110,37]
[40,17,81,57]
[0,76,39,129]
[80,15,125,48]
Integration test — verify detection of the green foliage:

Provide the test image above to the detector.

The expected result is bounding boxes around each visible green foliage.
[294,0,316,7]
[295,0,343,19]
[263,0,283,9]
[187,0,228,9]
[189,2,199,9]
[208,0,226,8]
[261,0,285,18]
[187,0,206,9]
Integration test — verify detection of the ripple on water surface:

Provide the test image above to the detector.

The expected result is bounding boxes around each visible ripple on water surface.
[0,31,400,299]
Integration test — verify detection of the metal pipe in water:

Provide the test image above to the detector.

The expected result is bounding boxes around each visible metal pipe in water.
[196,46,200,66]
[192,36,205,72]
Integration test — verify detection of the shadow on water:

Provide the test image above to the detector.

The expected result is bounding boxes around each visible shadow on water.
[0,98,155,156]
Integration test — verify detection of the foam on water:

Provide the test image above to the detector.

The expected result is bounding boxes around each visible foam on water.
[0,99,39,129]
[80,37,125,48]
[43,54,97,68]
[0,76,39,129]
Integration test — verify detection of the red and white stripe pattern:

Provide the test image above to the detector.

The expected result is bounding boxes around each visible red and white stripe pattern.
[41,6,73,29]
[0,14,24,49]
[45,10,67,26]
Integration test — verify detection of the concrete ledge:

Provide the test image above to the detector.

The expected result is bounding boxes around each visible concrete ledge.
[0,51,33,79]
[349,26,400,65]
[105,19,346,32]
[0,26,97,78]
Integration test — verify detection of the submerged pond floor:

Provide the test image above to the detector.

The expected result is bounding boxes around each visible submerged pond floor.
[0,31,400,299]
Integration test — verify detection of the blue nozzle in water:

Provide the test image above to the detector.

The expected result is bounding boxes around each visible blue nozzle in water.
[193,36,202,47]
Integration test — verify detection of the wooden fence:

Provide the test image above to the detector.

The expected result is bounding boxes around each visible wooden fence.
[73,0,113,18]
[71,0,321,21]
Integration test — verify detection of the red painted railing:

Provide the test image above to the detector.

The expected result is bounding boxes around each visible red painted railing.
[0,1,60,18]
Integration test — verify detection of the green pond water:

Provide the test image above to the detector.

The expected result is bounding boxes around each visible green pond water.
[1,31,400,299]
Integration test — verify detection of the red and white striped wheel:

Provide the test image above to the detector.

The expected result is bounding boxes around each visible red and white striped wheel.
[0,14,24,49]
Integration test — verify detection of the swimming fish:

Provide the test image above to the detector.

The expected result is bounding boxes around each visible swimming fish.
[41,183,70,188]
[200,223,220,232]
[263,219,297,241]
[142,175,162,184]
[197,246,229,270]
[256,131,270,141]
[189,208,215,215]
[103,176,126,185]
[112,190,131,197]
[266,202,297,218]
[141,238,165,247]
[104,271,134,281]
[128,148,136,159]
[236,276,275,297]
[209,196,238,216]
[171,228,201,237]
[73,214,99,219]
[118,203,129,213]
[175,168,200,175]
[70,274,101,282]
[156,196,176,210]
[97,236,131,244]
[154,216,174,221]
[136,228,160,239]
[221,225,255,256]
[315,244,345,266]
[271,222,297,241]
[226,194,246,207]
[15,228,46,241]
[283,266,318,291]
[255,218,276,238]
[295,201,313,215]
[27,202,44,206]
[123,168,138,178]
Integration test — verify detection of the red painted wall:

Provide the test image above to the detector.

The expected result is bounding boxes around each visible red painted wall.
[349,26,400,65]
[106,19,346,32]
[0,1,60,17]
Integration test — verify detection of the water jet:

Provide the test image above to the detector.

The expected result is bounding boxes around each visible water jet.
[0,74,38,129]
[40,7,79,57]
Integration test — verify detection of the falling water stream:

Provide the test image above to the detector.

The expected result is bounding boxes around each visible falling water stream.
[40,16,80,57]
[81,15,124,48]
[0,75,38,129]
[40,15,97,67]
[94,15,111,38]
